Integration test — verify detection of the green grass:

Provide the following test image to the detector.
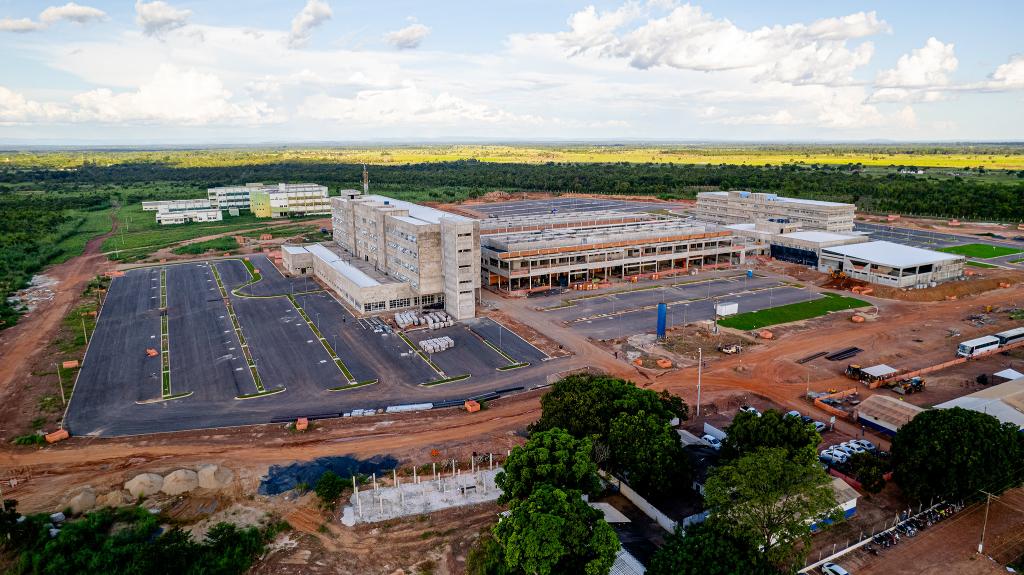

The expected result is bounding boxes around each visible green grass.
[964,260,999,268]
[421,374,471,387]
[171,236,239,255]
[717,293,870,331]
[1008,258,1024,264]
[49,207,114,264]
[936,243,1023,259]
[328,379,378,391]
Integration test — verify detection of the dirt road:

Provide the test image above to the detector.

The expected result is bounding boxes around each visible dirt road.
[0,211,117,420]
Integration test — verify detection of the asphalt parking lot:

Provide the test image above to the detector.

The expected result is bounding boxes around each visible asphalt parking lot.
[407,324,510,379]
[464,317,549,365]
[65,259,557,437]
[471,198,683,218]
[166,263,257,400]
[236,254,317,296]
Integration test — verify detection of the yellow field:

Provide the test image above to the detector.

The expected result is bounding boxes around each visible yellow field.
[6,145,1024,170]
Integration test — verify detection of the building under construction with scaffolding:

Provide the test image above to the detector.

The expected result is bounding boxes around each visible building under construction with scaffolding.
[479,210,745,294]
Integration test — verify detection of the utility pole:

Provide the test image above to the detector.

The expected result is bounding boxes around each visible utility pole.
[696,347,703,421]
[81,316,88,345]
[55,363,66,406]
[979,491,996,554]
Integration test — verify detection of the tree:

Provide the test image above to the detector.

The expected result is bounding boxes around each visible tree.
[607,410,690,498]
[314,471,347,510]
[704,447,842,571]
[532,375,682,440]
[494,486,619,575]
[495,428,601,504]
[720,409,819,464]
[466,530,520,575]
[846,452,888,494]
[892,407,1024,503]
[647,523,776,575]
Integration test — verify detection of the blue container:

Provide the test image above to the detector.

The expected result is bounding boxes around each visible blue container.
[746,269,754,278]
[656,303,667,338]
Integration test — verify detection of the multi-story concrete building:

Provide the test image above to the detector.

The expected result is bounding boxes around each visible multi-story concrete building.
[695,191,856,232]
[283,192,480,320]
[142,199,213,212]
[480,217,741,293]
[155,208,223,225]
[207,183,330,217]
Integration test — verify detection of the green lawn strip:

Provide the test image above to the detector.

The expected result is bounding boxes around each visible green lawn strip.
[327,379,379,392]
[159,269,171,397]
[398,332,445,374]
[421,374,471,387]
[210,263,265,392]
[171,236,239,255]
[479,338,529,370]
[286,295,355,381]
[937,243,1023,258]
[964,260,999,268]
[717,293,870,331]
[236,387,287,400]
[1010,258,1024,264]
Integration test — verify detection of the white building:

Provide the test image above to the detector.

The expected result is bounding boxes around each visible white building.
[725,221,868,267]
[935,377,1024,430]
[155,208,223,225]
[283,191,480,320]
[207,183,331,217]
[695,191,856,232]
[818,240,965,288]
[142,199,213,212]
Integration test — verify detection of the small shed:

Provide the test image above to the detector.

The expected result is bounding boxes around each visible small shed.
[812,477,859,532]
[992,368,1024,385]
[856,395,924,435]
[861,364,899,381]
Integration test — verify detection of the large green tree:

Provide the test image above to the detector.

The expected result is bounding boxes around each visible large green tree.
[496,428,601,504]
[647,523,776,575]
[531,375,685,440]
[494,485,619,575]
[720,409,820,464]
[704,447,842,571]
[608,410,690,498]
[892,407,1024,503]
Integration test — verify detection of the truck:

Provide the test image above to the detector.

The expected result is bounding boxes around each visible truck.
[886,376,925,395]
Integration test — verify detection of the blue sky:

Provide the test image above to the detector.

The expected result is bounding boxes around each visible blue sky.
[1,0,1022,143]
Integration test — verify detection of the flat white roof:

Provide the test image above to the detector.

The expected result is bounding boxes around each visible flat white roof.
[391,215,432,227]
[700,190,851,207]
[782,231,861,244]
[326,259,380,288]
[822,241,962,268]
[994,369,1024,380]
[726,223,757,232]
[306,243,341,263]
[936,377,1024,429]
[960,335,1000,347]
[862,364,899,378]
[362,194,473,224]
[282,245,309,255]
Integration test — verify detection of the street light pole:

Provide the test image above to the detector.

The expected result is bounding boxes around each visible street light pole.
[979,491,995,554]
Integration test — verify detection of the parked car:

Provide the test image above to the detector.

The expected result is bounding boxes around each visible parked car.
[801,415,814,425]
[832,444,857,456]
[786,410,802,419]
[739,405,761,417]
[851,439,877,452]
[813,421,827,433]
[701,435,722,450]
[819,449,848,465]
[821,562,851,575]
[840,441,866,455]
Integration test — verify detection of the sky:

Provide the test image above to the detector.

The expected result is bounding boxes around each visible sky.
[1,0,1023,144]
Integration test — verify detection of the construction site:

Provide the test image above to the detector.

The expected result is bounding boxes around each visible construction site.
[3,190,1024,574]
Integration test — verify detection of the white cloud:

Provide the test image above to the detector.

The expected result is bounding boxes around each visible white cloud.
[71,64,281,125]
[288,0,332,48]
[0,18,46,32]
[718,109,797,126]
[1,3,105,32]
[0,86,69,124]
[869,87,946,103]
[876,37,957,88]
[384,22,431,50]
[989,54,1024,89]
[134,0,191,37]
[805,11,890,40]
[39,3,106,25]
[299,83,541,125]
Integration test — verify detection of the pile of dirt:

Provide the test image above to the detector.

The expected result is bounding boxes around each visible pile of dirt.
[198,464,235,489]
[125,473,164,498]
[162,469,200,495]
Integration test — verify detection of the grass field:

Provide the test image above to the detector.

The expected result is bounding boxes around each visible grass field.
[964,260,1000,268]
[170,236,239,255]
[937,243,1023,258]
[7,145,1024,170]
[1010,258,1024,264]
[50,207,114,264]
[717,293,870,331]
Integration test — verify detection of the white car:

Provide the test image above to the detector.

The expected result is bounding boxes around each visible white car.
[821,562,851,575]
[840,441,866,455]
[819,449,848,465]
[739,406,761,417]
[813,421,827,433]
[701,434,722,450]
[851,439,877,452]
[786,410,802,419]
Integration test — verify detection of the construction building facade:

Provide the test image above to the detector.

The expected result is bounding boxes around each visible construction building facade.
[207,183,330,217]
[480,212,741,294]
[818,241,965,288]
[695,191,856,232]
[283,190,480,320]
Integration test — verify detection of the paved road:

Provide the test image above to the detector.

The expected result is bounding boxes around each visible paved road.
[408,325,509,378]
[464,317,549,364]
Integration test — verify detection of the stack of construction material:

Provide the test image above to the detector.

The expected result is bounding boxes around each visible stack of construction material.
[418,336,455,353]
[424,311,453,329]
[394,311,422,328]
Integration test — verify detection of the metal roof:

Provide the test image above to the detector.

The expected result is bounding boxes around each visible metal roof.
[936,377,1024,429]
[857,395,925,427]
[822,241,962,268]
[994,368,1024,380]
[306,243,381,287]
[362,194,473,224]
[781,231,861,244]
[862,364,899,378]
[281,245,309,255]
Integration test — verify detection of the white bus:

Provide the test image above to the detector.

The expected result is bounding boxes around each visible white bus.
[957,336,1001,357]
[994,327,1024,347]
